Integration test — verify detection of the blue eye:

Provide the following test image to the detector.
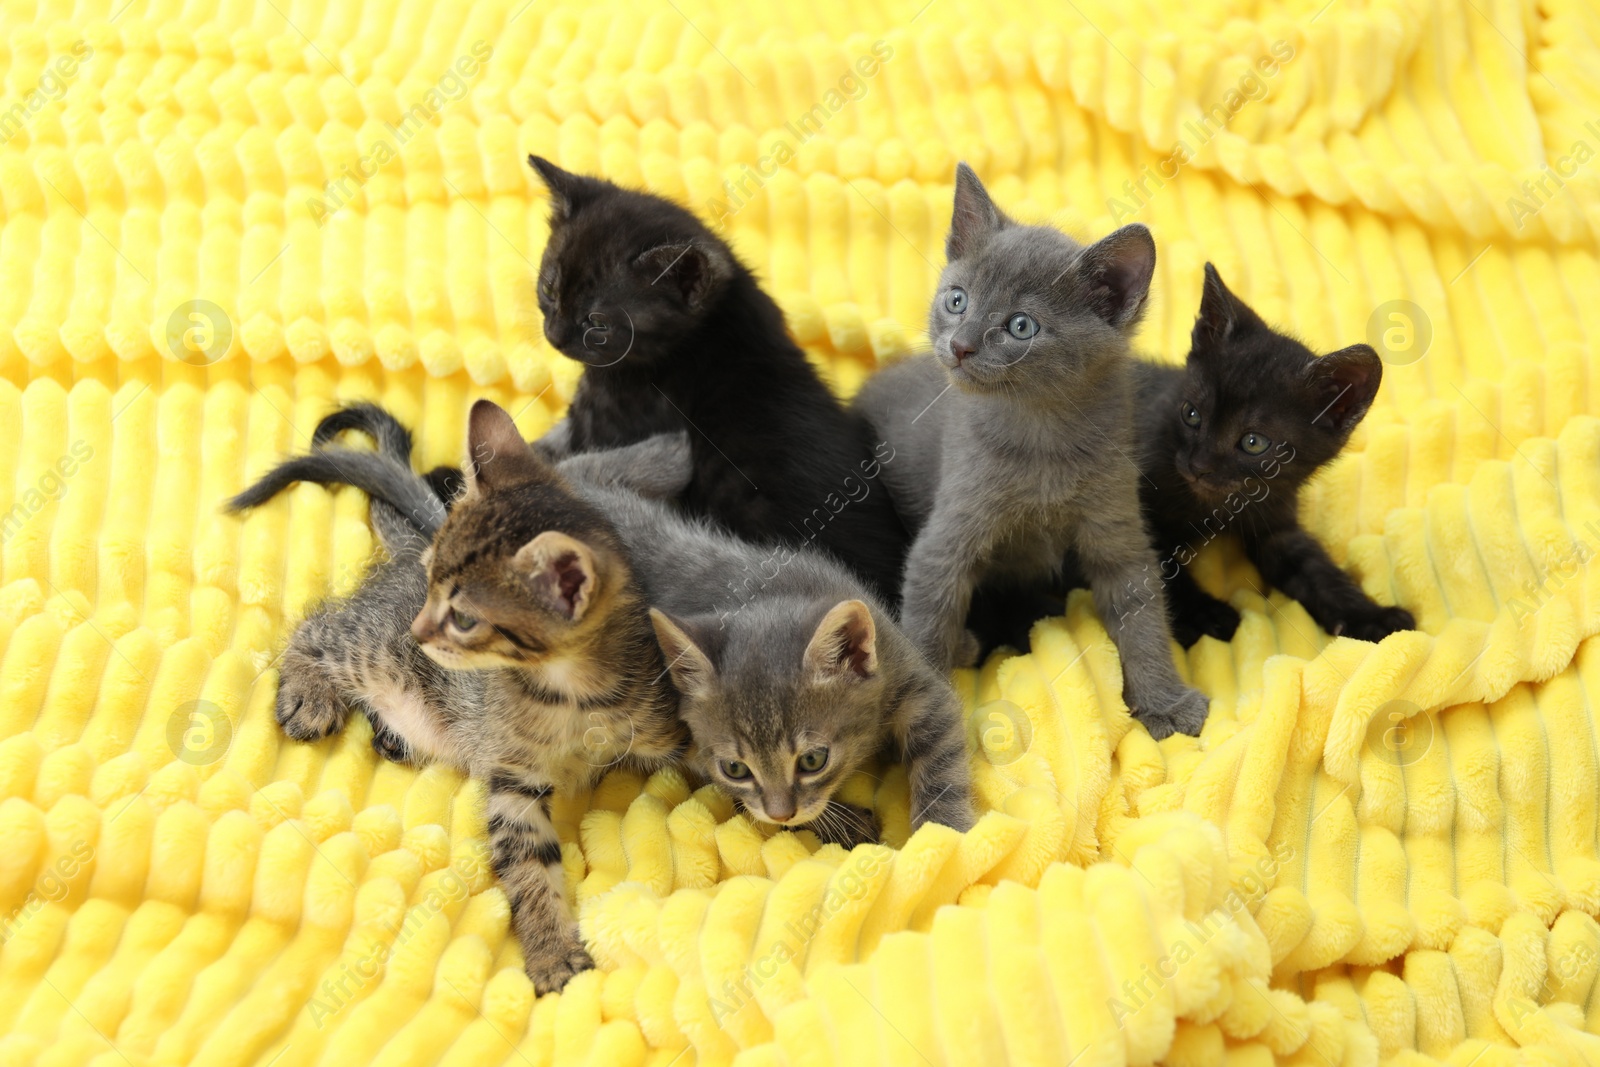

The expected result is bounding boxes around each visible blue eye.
[1006,313,1038,339]
[1239,432,1269,455]
[944,287,968,314]
[1181,402,1201,427]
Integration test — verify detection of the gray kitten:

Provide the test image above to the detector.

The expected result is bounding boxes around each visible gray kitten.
[229,402,691,993]
[575,467,977,842]
[854,164,1209,739]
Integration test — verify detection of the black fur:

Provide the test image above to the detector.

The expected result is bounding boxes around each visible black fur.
[1131,264,1415,646]
[527,155,910,605]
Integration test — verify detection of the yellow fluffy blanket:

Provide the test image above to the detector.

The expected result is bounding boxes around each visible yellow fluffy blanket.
[4,0,1600,1063]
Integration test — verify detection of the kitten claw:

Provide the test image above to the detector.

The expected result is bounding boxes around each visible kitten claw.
[526,937,594,995]
[274,673,347,741]
[1341,606,1415,643]
[1133,687,1210,740]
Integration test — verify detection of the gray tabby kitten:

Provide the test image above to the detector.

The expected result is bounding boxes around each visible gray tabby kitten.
[854,164,1209,740]
[577,466,977,840]
[229,401,691,993]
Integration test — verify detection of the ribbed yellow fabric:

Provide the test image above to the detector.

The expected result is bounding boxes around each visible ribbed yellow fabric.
[4,0,1600,1063]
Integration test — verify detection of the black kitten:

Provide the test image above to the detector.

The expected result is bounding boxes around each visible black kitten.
[526,155,909,605]
[1133,263,1416,646]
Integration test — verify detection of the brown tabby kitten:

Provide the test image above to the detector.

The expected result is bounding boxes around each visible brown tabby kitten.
[230,401,689,993]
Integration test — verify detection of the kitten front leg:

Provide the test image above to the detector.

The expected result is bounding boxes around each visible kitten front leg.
[895,678,977,832]
[1164,564,1241,647]
[486,770,593,994]
[274,614,362,741]
[1073,510,1210,739]
[1247,526,1414,642]
[900,502,987,670]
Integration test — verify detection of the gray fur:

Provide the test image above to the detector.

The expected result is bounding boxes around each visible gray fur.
[576,466,976,838]
[853,163,1209,739]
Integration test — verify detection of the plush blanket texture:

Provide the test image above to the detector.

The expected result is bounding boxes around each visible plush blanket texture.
[3,0,1600,1063]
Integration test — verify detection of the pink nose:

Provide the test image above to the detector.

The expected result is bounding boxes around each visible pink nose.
[949,339,974,363]
[763,793,796,822]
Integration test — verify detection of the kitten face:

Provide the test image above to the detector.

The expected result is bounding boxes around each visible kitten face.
[1176,264,1382,504]
[528,155,732,369]
[651,601,885,828]
[928,163,1155,397]
[411,400,631,680]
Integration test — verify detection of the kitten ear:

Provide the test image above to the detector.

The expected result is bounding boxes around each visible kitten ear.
[947,162,1008,261]
[515,531,598,622]
[649,608,718,698]
[635,243,728,309]
[464,399,544,497]
[527,154,590,219]
[1077,224,1156,329]
[1308,344,1383,434]
[802,600,878,682]
[1194,263,1236,345]
[1192,263,1264,352]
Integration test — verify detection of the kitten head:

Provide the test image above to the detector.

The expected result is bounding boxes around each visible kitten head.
[411,400,635,685]
[928,162,1156,397]
[1175,263,1382,503]
[529,155,736,369]
[649,599,885,828]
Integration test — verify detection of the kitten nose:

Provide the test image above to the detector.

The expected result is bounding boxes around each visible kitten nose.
[763,791,796,823]
[1189,455,1215,476]
[949,338,975,364]
[410,614,434,644]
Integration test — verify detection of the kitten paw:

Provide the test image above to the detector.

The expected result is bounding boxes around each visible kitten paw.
[366,712,415,765]
[1134,687,1211,740]
[1338,606,1415,643]
[275,672,348,742]
[1172,599,1241,648]
[525,936,594,995]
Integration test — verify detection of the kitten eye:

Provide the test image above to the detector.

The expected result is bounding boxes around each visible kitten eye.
[944,287,968,315]
[719,759,752,781]
[1006,313,1038,340]
[449,609,479,633]
[1238,432,1270,455]
[796,747,828,774]
[1181,402,1201,427]
[538,275,556,302]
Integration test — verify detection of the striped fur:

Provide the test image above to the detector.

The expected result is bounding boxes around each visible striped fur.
[229,401,691,993]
